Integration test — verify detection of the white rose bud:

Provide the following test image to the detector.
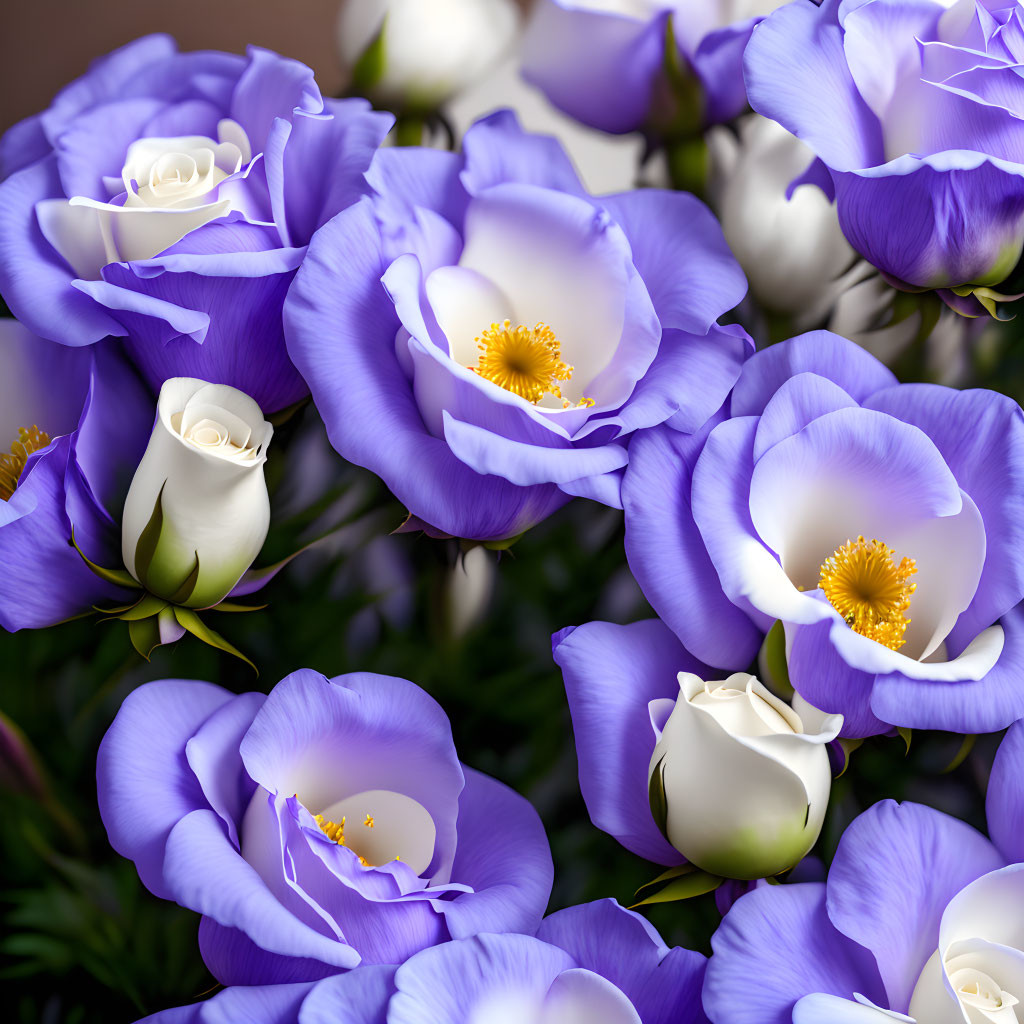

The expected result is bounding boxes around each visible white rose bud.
[338,0,520,111]
[648,672,842,880]
[121,379,272,609]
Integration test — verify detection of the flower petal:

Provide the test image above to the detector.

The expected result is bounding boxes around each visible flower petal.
[987,719,1024,864]
[297,965,397,1024]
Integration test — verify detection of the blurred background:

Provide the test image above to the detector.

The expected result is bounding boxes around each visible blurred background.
[0,2,1007,1021]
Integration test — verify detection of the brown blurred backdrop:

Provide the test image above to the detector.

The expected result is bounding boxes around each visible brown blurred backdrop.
[0,0,533,135]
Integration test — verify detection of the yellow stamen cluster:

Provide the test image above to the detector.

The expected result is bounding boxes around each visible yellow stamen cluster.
[819,536,917,651]
[468,320,594,409]
[315,812,369,866]
[0,426,51,502]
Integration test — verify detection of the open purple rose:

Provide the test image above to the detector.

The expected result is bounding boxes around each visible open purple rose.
[623,331,1024,737]
[0,34,392,412]
[521,1,786,135]
[135,899,709,1024]
[703,720,1024,1024]
[97,668,553,985]
[0,318,152,630]
[285,110,749,540]
[744,0,1024,317]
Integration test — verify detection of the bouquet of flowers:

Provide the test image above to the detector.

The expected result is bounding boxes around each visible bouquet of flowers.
[2,1,1023,1021]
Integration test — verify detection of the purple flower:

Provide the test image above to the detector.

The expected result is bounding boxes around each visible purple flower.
[0,319,152,630]
[285,110,748,541]
[521,1,787,135]
[135,899,709,1024]
[744,0,1024,317]
[97,668,553,985]
[703,720,1024,1024]
[0,35,392,412]
[623,331,1024,737]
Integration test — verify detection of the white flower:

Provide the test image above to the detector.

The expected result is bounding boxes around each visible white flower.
[36,119,252,280]
[337,0,520,110]
[121,378,272,609]
[648,672,841,879]
[909,865,1024,1024]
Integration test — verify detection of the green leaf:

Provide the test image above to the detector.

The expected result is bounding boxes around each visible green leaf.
[117,594,168,623]
[69,526,140,590]
[128,617,161,661]
[132,481,166,587]
[172,607,257,675]
[943,733,977,774]
[897,727,913,755]
[648,753,670,842]
[632,863,694,904]
[631,867,724,908]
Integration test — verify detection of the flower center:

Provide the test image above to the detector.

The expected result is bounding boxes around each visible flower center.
[467,319,594,408]
[819,536,917,651]
[315,810,393,867]
[0,425,50,501]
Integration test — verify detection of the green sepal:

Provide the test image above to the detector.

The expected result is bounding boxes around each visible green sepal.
[631,864,724,908]
[173,607,257,675]
[350,18,387,94]
[943,733,977,774]
[69,526,140,590]
[648,753,670,842]
[211,602,268,614]
[117,594,168,623]
[759,620,794,700]
[897,727,913,754]
[482,532,525,553]
[132,481,166,588]
[836,737,864,779]
[168,551,200,606]
[128,617,162,661]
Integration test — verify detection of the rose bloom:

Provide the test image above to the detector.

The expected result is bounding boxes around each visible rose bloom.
[553,620,840,880]
[285,111,749,541]
[135,900,710,1024]
[744,0,1024,317]
[0,35,392,412]
[703,720,1024,1024]
[623,331,1024,737]
[97,667,553,984]
[521,0,787,135]
[0,319,152,630]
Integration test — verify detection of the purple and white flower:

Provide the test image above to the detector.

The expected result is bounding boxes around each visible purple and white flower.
[521,0,786,135]
[744,0,1024,317]
[285,110,749,541]
[0,319,152,630]
[553,620,841,878]
[623,331,1024,737]
[703,720,1024,1024]
[0,35,392,412]
[97,667,553,985]
[134,898,709,1024]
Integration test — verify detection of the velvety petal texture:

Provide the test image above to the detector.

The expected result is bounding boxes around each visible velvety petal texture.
[0,35,391,413]
[285,110,747,540]
[97,668,553,984]
[622,331,1024,736]
[744,0,1024,309]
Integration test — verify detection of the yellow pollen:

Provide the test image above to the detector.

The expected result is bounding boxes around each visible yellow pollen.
[363,814,375,829]
[819,536,917,651]
[315,811,372,866]
[468,320,594,409]
[0,425,50,502]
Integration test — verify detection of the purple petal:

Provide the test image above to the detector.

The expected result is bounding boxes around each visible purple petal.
[97,679,236,900]
[703,883,886,1024]
[752,372,860,461]
[623,419,763,669]
[521,1,669,134]
[364,147,468,238]
[134,982,315,1024]
[600,189,747,336]
[297,965,397,1024]
[439,766,553,940]
[693,21,759,125]
[730,332,896,418]
[538,898,709,1024]
[826,800,1004,1013]
[988,719,1024,864]
[552,619,704,864]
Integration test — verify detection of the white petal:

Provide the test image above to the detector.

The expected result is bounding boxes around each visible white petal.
[424,264,514,365]
[540,969,642,1024]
